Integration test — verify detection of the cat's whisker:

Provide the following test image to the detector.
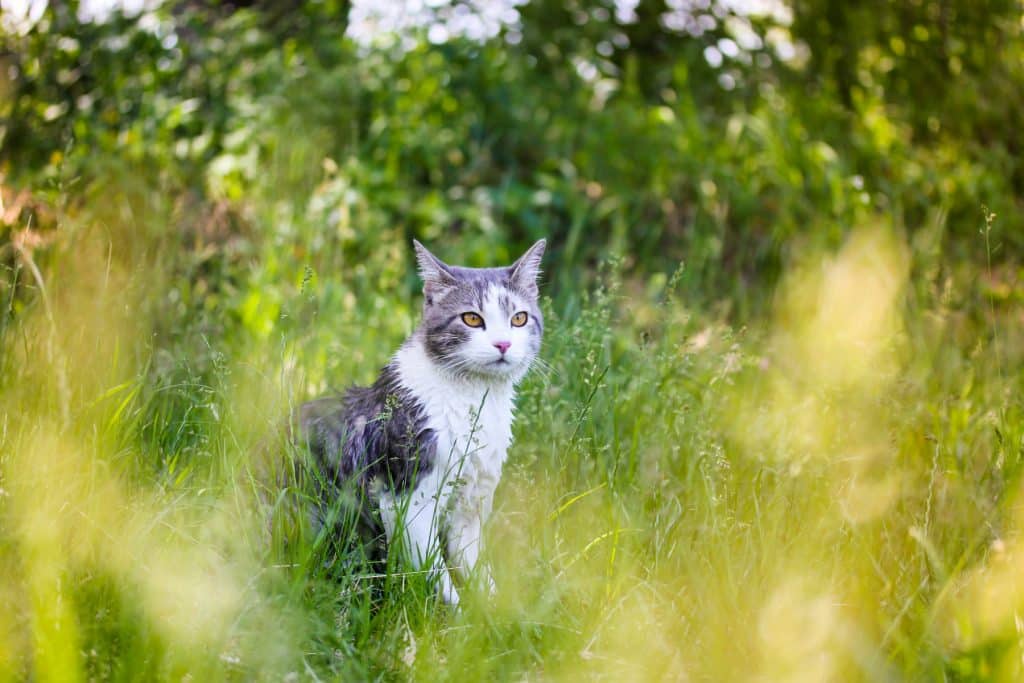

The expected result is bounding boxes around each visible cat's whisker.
[532,356,557,374]
[528,357,559,380]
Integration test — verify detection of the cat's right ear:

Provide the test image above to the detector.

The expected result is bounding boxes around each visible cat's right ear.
[413,240,457,304]
[508,238,546,298]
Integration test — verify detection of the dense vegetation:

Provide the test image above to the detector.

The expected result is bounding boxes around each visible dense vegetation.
[1,1,1022,680]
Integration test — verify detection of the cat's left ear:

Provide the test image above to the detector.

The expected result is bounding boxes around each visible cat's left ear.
[508,239,546,297]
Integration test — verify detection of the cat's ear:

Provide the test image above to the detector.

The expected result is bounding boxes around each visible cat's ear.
[508,238,546,297]
[413,240,457,303]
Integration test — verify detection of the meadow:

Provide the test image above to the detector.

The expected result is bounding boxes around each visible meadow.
[2,2,1023,680]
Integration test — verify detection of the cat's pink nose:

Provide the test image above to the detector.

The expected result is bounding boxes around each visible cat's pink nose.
[493,341,511,355]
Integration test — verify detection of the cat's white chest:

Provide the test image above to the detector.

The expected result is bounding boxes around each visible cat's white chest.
[394,343,514,491]
[430,388,512,488]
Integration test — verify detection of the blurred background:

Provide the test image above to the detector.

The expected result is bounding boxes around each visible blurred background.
[1,1,1023,681]
[3,0,1022,304]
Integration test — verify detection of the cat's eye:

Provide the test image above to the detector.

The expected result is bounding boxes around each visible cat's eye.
[461,312,485,328]
[511,311,528,327]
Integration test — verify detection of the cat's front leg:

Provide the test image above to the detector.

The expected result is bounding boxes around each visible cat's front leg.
[446,512,495,596]
[380,487,460,606]
[446,471,498,596]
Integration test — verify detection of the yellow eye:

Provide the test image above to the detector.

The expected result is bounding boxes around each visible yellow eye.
[461,312,485,328]
[511,311,528,327]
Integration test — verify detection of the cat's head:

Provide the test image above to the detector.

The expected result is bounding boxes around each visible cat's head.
[413,239,546,383]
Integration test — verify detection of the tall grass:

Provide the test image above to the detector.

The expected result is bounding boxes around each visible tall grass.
[1,176,1022,682]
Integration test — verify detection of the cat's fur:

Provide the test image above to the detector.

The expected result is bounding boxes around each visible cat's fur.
[297,239,546,604]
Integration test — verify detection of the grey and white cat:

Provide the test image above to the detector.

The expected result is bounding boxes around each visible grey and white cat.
[298,239,546,605]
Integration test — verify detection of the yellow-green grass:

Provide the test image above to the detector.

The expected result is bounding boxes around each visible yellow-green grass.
[1,186,1022,681]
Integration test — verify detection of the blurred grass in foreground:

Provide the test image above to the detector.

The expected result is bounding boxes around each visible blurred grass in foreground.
[1,179,1022,680]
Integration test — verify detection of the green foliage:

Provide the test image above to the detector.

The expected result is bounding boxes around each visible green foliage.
[3,0,1021,305]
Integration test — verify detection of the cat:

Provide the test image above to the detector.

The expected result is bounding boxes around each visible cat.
[296,238,546,605]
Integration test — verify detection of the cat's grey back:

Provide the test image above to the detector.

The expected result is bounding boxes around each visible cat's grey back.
[298,361,437,494]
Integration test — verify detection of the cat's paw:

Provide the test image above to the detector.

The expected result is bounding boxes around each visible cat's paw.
[439,578,461,607]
